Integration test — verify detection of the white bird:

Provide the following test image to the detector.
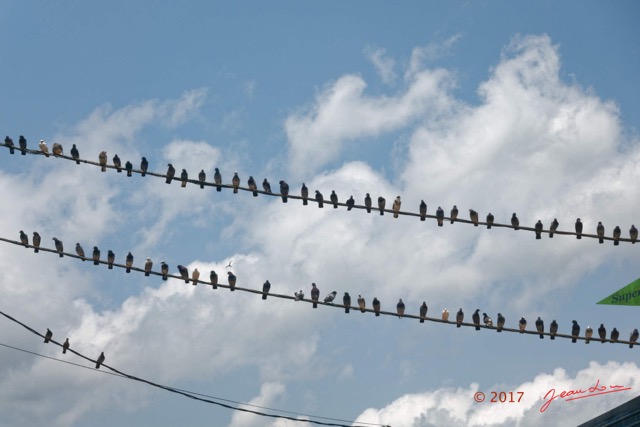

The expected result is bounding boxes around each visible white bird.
[39,140,49,157]
[294,290,304,301]
[392,196,401,218]
[442,308,449,322]
[192,268,200,286]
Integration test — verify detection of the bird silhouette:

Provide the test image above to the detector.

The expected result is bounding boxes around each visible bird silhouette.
[145,257,153,276]
[630,329,639,348]
[232,172,240,193]
[343,292,351,313]
[419,200,427,221]
[140,157,148,176]
[575,218,583,239]
[519,317,527,333]
[92,246,100,265]
[125,161,133,177]
[483,313,493,327]
[346,196,355,211]
[535,220,543,239]
[262,178,272,193]
[364,193,372,213]
[497,313,505,332]
[107,250,115,269]
[113,154,122,172]
[610,327,619,343]
[166,164,175,184]
[53,238,64,257]
[280,181,289,203]
[630,225,638,244]
[311,283,320,308]
[19,230,28,247]
[419,302,428,323]
[126,252,134,273]
[301,183,309,205]
[450,205,458,224]
[436,207,444,226]
[214,168,222,191]
[549,218,559,238]
[358,295,366,313]
[98,151,107,171]
[44,328,52,343]
[161,261,169,280]
[613,226,621,246]
[585,326,593,344]
[571,320,580,343]
[262,280,271,300]
[472,309,480,330]
[178,265,189,283]
[442,308,449,322]
[210,270,218,289]
[392,196,401,218]
[377,196,385,215]
[227,271,236,291]
[315,190,324,208]
[596,222,605,244]
[198,170,206,189]
[550,320,558,340]
[180,169,188,187]
[324,291,337,304]
[62,338,69,354]
[75,243,85,260]
[535,317,544,339]
[67,144,79,163]
[373,297,381,316]
[511,213,520,230]
[396,299,405,318]
[5,136,15,154]
[330,191,338,209]
[95,352,105,369]
[456,308,464,327]
[248,176,258,196]
[39,140,50,157]
[32,232,40,253]
[19,135,27,155]
[486,213,494,229]
[469,209,478,226]
[598,324,606,343]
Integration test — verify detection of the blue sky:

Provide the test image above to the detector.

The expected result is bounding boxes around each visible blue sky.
[1,2,640,426]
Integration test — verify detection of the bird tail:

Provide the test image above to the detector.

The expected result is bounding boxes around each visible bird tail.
[536,233,541,239]
[34,248,39,253]
[450,219,454,224]
[117,167,121,173]
[233,188,238,193]
[345,307,349,313]
[109,263,113,269]
[549,233,553,238]
[375,312,380,317]
[614,240,619,246]
[487,225,491,229]
[145,271,149,276]
[380,210,384,216]
[126,267,131,273]
[366,207,370,213]
[181,181,187,188]
[59,253,63,258]
[94,260,99,265]
[586,339,590,344]
[348,206,352,211]
[63,348,67,354]
[127,171,132,177]
[420,319,424,323]
[360,308,365,313]
[313,302,317,308]
[9,147,14,154]
[497,327,502,333]
[216,185,221,192]
[163,275,167,281]
[101,166,106,172]
[539,334,544,339]
[420,215,425,221]
[166,177,172,184]
[572,338,577,343]
[200,183,204,189]
[599,238,603,244]
[457,323,461,328]
[262,294,267,300]
[394,213,399,218]
[141,171,146,177]
[318,201,323,208]
[577,235,581,239]
[21,150,26,155]
[551,335,555,340]
[630,343,634,349]
[475,326,480,331]
[75,159,80,164]
[303,199,307,205]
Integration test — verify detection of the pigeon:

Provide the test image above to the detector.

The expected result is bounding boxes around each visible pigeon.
[396,299,405,318]
[53,237,64,257]
[486,213,494,229]
[95,352,105,369]
[483,313,493,327]
[301,183,309,205]
[262,178,272,193]
[610,327,619,343]
[248,176,258,196]
[598,324,606,343]
[62,338,69,354]
[315,190,324,208]
[92,246,100,265]
[113,154,122,172]
[575,218,583,239]
[519,317,527,333]
[630,329,639,348]
[535,317,544,339]
[98,151,107,171]
[125,252,134,273]
[419,302,428,323]
[450,205,458,224]
[373,297,381,316]
[140,157,148,176]
[227,271,236,291]
[535,220,543,239]
[497,313,505,332]
[294,290,304,301]
[209,270,218,289]
[550,320,558,340]
[75,243,85,260]
[511,213,520,230]
[280,180,289,203]
[166,164,175,184]
[343,292,351,313]
[324,291,337,304]
[19,135,27,155]
[161,261,169,280]
[44,328,52,343]
[232,172,240,193]
[472,309,480,330]
[39,140,50,157]
[144,257,153,276]
[32,232,40,253]
[311,284,320,308]
[419,200,427,221]
[19,230,28,247]
[180,169,188,187]
[125,161,133,177]
[192,268,200,286]
[364,193,372,213]
[262,280,271,300]
[214,168,222,191]
[392,196,401,218]
[549,218,559,238]
[377,196,385,215]
[456,308,464,327]
[613,226,621,246]
[177,265,189,283]
[70,144,80,163]
[597,222,605,244]
[436,207,444,226]
[585,326,593,344]
[330,190,338,208]
[469,209,478,226]
[346,196,355,211]
[571,320,580,343]
[631,225,638,244]
[107,250,115,269]
[52,142,63,156]
[442,308,449,322]
[4,136,14,154]
[358,295,366,313]
[198,170,206,189]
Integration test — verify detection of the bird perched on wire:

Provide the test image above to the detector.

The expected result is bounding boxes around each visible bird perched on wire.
[19,230,28,247]
[630,225,638,244]
[232,172,240,193]
[456,308,464,327]
[4,136,15,154]
[98,151,107,171]
[419,200,427,221]
[549,218,559,238]
[62,338,69,354]
[483,313,493,327]
[571,320,580,343]
[497,313,505,332]
[125,252,134,273]
[32,232,40,253]
[343,292,351,313]
[53,237,64,257]
[113,154,122,172]
[442,308,449,322]
[311,283,320,308]
[450,205,458,224]
[519,317,527,333]
[262,178,272,193]
[180,169,188,187]
[125,161,133,177]
[248,176,258,196]
[585,326,593,344]
[511,213,520,230]
[472,309,480,331]
[166,164,175,184]
[300,183,309,205]
[192,268,200,286]
[198,170,206,189]
[396,299,405,318]
[19,135,27,155]
[610,327,619,343]
[177,265,189,283]
[613,226,621,246]
[377,196,385,216]
[75,243,85,260]
[294,290,304,301]
[315,190,324,208]
[52,143,63,156]
[598,324,606,343]
[107,250,115,269]
[469,209,478,226]
[140,157,148,176]
[393,196,401,218]
[535,220,543,239]
[210,270,218,289]
[373,297,381,316]
[214,168,222,191]
[596,222,605,244]
[330,190,338,208]
[364,193,372,213]
[346,196,355,211]
[39,140,50,157]
[358,295,366,313]
[535,317,544,339]
[161,261,169,280]
[44,328,52,343]
[262,280,271,300]
[280,180,289,203]
[227,271,237,291]
[550,320,558,340]
[323,291,337,304]
[419,302,428,322]
[630,329,639,348]
[486,213,494,229]
[95,352,105,369]
[145,257,153,276]
[70,144,80,163]
[575,218,583,239]
[92,246,100,265]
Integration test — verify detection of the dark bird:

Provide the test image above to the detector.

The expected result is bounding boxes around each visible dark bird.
[177,265,189,283]
[92,246,100,265]
[535,220,543,239]
[456,308,464,327]
[19,230,28,247]
[19,135,27,155]
[44,328,52,343]
[630,329,639,348]
[472,309,480,330]
[294,290,304,301]
[330,190,338,208]
[550,320,558,340]
[419,302,428,323]
[575,218,583,239]
[486,213,494,229]
[280,180,289,203]
[611,327,619,343]
[125,252,133,273]
[324,291,337,304]
[393,196,401,218]
[469,209,479,226]
[214,168,222,191]
[161,261,169,280]
[519,317,527,333]
[301,183,309,205]
[346,196,355,211]
[62,338,69,354]
[311,283,320,308]
[377,196,385,215]
[32,232,40,253]
[166,164,175,184]
[630,225,638,244]
[419,200,427,221]
[511,213,520,230]
[227,271,236,291]
[598,324,606,343]
[442,308,449,322]
[436,207,445,226]
[248,176,258,196]
[585,326,593,344]
[191,268,200,286]
[198,169,206,189]
[483,313,493,327]
[315,190,324,208]
[113,154,122,172]
[53,237,64,257]
[180,169,188,187]
[262,178,272,193]
[232,172,240,193]
[262,280,271,300]
[140,157,148,176]
[497,313,505,332]
[450,205,458,224]
[536,317,544,339]
[98,151,107,171]
[210,270,218,289]
[571,320,580,343]
[226,260,233,269]
[39,140,50,157]
[125,161,133,177]
[613,226,621,246]
[70,144,80,163]
[343,292,351,313]
[396,298,405,318]
[549,218,559,238]
[144,257,153,276]
[75,243,85,260]
[373,297,381,316]
[4,136,14,154]
[107,250,115,269]
[364,193,372,213]
[95,352,105,369]
[596,222,605,244]
[358,294,366,313]
[52,143,63,156]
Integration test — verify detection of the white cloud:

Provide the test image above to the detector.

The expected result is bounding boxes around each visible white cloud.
[364,46,397,85]
[228,382,286,427]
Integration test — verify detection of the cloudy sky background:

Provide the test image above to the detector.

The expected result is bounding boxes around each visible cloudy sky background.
[1,2,639,426]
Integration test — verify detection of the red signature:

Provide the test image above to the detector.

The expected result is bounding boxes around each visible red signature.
[540,379,631,413]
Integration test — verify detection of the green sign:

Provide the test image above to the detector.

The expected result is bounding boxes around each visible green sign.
[598,277,640,306]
